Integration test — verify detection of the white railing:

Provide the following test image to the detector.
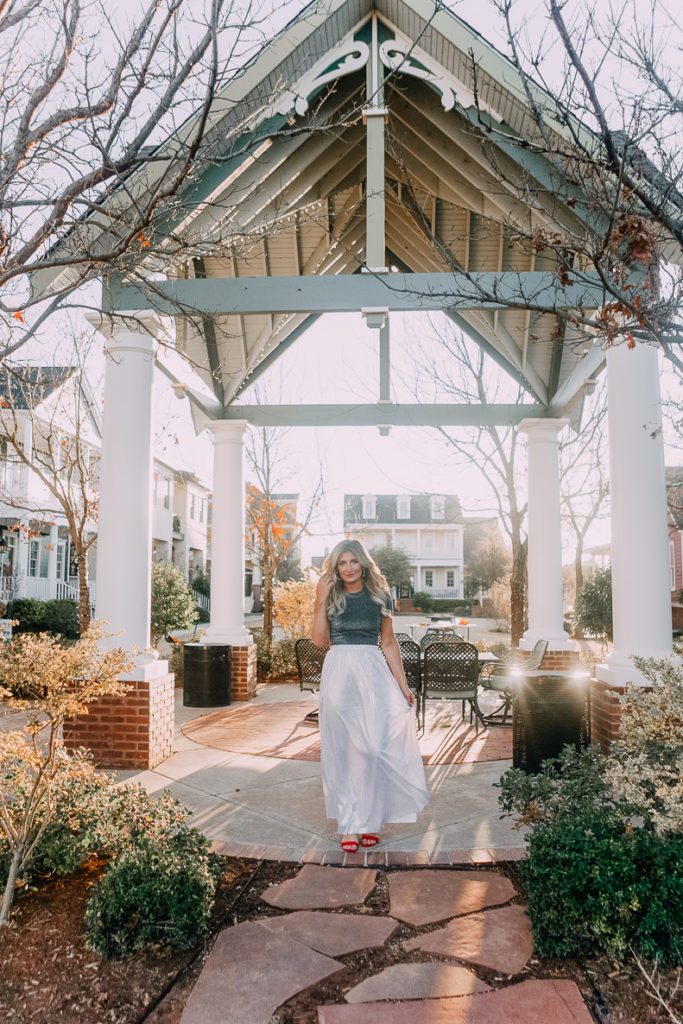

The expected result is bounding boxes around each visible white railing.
[193,589,210,612]
[423,588,465,600]
[56,580,79,600]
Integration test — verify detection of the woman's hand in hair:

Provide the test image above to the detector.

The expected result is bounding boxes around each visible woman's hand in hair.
[316,572,334,599]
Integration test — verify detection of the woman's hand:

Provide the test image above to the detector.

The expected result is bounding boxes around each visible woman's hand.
[402,688,416,707]
[316,573,334,599]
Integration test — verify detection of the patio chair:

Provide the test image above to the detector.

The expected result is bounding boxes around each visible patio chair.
[419,628,463,652]
[478,639,548,726]
[422,640,484,733]
[294,638,328,723]
[396,635,423,728]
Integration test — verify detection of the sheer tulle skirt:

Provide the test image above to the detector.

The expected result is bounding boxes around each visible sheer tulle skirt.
[319,645,429,835]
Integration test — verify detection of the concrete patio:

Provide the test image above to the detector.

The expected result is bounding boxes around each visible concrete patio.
[118,682,526,864]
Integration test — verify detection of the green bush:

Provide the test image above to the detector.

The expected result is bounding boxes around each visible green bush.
[8,597,79,637]
[521,807,683,962]
[84,825,216,957]
[0,775,188,887]
[411,591,433,611]
[432,599,472,613]
[498,745,683,963]
[251,628,298,680]
[191,571,211,597]
[575,566,612,641]
[195,605,210,623]
[150,562,198,643]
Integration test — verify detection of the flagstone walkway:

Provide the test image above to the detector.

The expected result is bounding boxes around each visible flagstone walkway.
[179,864,595,1024]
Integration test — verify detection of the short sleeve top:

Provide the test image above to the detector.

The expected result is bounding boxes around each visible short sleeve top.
[329,587,392,646]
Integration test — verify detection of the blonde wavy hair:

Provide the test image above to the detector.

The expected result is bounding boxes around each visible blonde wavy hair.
[323,539,391,620]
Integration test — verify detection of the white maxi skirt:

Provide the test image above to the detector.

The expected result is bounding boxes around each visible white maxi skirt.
[319,645,429,835]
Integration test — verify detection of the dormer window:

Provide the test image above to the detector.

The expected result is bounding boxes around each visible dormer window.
[362,494,376,520]
[396,496,411,520]
[430,495,445,520]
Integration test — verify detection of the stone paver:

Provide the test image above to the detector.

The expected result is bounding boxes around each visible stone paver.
[318,979,594,1023]
[262,864,377,909]
[345,963,491,1003]
[179,920,340,1024]
[388,869,516,927]
[404,904,533,975]
[257,910,398,956]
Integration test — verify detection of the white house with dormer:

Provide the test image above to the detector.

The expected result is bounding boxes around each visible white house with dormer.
[343,493,465,599]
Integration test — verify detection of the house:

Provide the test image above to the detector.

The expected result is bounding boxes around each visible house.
[0,366,100,607]
[152,460,211,582]
[343,493,464,600]
[0,366,212,610]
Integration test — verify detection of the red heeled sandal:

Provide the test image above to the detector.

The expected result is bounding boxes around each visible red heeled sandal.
[341,837,359,853]
[361,834,380,848]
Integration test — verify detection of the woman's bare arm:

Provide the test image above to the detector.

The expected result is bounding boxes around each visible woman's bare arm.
[311,574,332,647]
[380,615,415,706]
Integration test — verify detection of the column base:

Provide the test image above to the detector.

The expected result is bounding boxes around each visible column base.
[520,632,575,653]
[64,660,174,770]
[202,627,253,646]
[597,650,681,687]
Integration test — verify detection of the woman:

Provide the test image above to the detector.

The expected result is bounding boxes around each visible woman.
[312,540,429,853]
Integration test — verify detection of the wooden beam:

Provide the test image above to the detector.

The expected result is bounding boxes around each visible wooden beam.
[221,402,549,426]
[108,270,606,315]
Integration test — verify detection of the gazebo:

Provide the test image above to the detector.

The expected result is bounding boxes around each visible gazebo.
[32,0,674,768]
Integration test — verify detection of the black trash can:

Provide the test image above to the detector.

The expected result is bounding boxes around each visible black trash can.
[513,670,590,773]
[183,644,231,707]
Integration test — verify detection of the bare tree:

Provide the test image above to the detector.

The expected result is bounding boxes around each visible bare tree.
[411,319,529,645]
[559,380,610,627]
[0,0,297,354]
[0,352,100,631]
[472,0,683,368]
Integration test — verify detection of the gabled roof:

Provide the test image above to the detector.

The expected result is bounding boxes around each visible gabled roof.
[34,0,613,418]
[0,366,75,409]
[344,492,462,525]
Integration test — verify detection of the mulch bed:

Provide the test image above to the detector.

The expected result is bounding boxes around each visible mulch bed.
[0,858,680,1024]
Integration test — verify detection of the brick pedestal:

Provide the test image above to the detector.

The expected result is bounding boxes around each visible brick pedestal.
[589,678,653,754]
[230,644,257,701]
[64,672,175,770]
[540,649,581,671]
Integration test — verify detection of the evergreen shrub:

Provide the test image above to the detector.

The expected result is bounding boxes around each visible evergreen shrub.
[8,597,79,637]
[411,591,433,611]
[84,826,216,956]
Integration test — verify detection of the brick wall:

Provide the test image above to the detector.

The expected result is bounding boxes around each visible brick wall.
[230,644,257,701]
[540,649,581,671]
[589,677,655,754]
[64,672,175,770]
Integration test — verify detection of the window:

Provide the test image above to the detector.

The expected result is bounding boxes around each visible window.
[424,570,433,588]
[28,539,49,578]
[430,495,445,520]
[423,533,434,552]
[671,541,677,591]
[397,496,411,520]
[190,493,196,520]
[163,477,170,510]
[362,494,376,520]
[446,532,455,551]
[199,498,205,524]
[447,570,455,588]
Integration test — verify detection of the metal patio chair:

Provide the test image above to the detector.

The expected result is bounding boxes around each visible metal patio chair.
[478,639,548,726]
[294,638,328,724]
[422,640,484,732]
[396,635,423,729]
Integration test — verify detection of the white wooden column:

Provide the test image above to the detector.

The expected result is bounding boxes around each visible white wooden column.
[597,342,673,684]
[203,420,251,645]
[47,522,58,599]
[519,418,574,651]
[92,315,165,673]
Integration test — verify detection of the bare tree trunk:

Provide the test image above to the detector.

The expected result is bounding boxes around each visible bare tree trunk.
[573,546,585,638]
[510,537,527,648]
[0,847,23,926]
[262,559,274,646]
[76,551,91,634]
